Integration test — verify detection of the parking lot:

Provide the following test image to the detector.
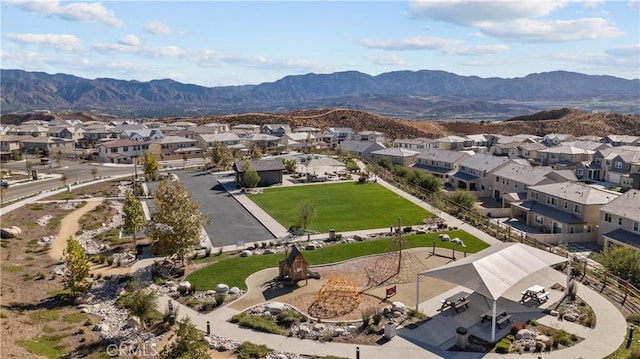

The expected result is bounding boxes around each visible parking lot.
[147,169,275,248]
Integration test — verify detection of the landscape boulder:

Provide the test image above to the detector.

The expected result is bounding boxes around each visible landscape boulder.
[126,317,141,329]
[215,283,230,294]
[266,302,286,315]
[0,226,21,239]
[451,237,466,247]
[240,250,252,257]
[229,287,241,295]
[516,329,533,340]
[177,281,191,293]
[439,234,450,241]
[392,301,406,313]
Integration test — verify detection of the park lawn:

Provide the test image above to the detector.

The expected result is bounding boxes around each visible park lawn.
[247,182,433,232]
[186,230,488,290]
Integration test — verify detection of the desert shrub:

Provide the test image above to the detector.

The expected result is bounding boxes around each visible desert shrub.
[367,323,377,334]
[629,348,640,359]
[214,293,225,307]
[534,341,544,352]
[184,299,199,308]
[495,339,511,353]
[505,334,515,342]
[407,308,427,319]
[231,313,282,334]
[627,314,640,326]
[510,322,526,336]
[276,310,300,328]
[530,319,538,326]
[552,330,573,346]
[372,311,382,326]
[236,341,271,359]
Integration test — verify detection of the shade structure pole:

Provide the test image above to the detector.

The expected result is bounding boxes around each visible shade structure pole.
[566,256,572,297]
[491,299,497,343]
[415,274,420,311]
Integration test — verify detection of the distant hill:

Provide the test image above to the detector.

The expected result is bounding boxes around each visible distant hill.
[2,69,638,118]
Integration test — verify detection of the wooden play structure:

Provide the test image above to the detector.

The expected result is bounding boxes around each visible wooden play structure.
[279,246,309,284]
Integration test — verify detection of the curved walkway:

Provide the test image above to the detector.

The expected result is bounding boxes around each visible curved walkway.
[49,198,104,261]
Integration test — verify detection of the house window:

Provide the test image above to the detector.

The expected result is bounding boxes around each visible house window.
[564,201,569,209]
[614,161,622,169]
[595,158,601,164]
[534,215,543,224]
[574,204,581,214]
[569,226,575,233]
[547,196,557,206]
[604,213,612,222]
[123,146,128,151]
[634,222,640,232]
[584,225,592,233]
[619,217,623,225]
[577,168,584,176]
[531,192,538,200]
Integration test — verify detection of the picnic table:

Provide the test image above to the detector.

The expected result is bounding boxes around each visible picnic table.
[481,310,512,328]
[439,291,470,313]
[520,285,549,304]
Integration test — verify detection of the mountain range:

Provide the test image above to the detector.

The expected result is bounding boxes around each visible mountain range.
[1,69,638,119]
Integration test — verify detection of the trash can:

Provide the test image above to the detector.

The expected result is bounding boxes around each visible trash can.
[456,326,468,349]
[329,229,335,241]
[384,323,396,339]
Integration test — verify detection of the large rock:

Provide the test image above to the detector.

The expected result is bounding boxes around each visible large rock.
[563,313,578,322]
[516,329,533,340]
[298,326,311,335]
[0,226,21,239]
[177,281,191,292]
[535,334,550,342]
[229,287,241,295]
[392,302,406,313]
[346,325,358,333]
[313,323,326,331]
[266,302,286,315]
[126,317,141,329]
[451,237,466,247]
[215,284,229,294]
[439,234,450,241]
[240,250,252,257]
[333,327,346,337]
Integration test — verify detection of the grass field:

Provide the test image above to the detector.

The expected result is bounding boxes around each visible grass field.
[247,182,434,232]
[186,230,488,290]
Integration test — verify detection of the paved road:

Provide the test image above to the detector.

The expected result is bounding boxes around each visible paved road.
[150,169,275,248]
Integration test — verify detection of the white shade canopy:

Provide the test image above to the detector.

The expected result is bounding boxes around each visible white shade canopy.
[419,242,568,300]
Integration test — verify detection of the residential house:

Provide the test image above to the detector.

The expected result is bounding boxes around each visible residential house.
[601,135,640,147]
[81,124,117,147]
[148,136,200,158]
[197,133,241,151]
[261,124,291,137]
[517,143,547,160]
[511,182,619,243]
[599,190,640,250]
[434,135,471,150]
[337,140,385,162]
[0,135,30,161]
[244,134,282,152]
[169,121,197,129]
[450,154,511,196]
[293,126,322,134]
[232,159,284,187]
[120,129,165,142]
[325,127,355,144]
[465,134,490,147]
[203,123,230,133]
[392,137,439,151]
[281,132,317,151]
[490,142,522,157]
[47,126,85,143]
[6,124,49,137]
[602,150,640,185]
[356,131,385,143]
[21,137,75,156]
[189,126,226,136]
[495,134,542,144]
[535,146,594,169]
[542,133,574,146]
[163,129,199,140]
[491,165,565,206]
[370,147,420,167]
[576,146,640,181]
[96,139,148,164]
[231,124,261,135]
[411,149,472,181]
[561,141,610,152]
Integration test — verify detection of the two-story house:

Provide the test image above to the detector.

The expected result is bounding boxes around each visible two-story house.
[96,139,149,164]
[325,127,355,144]
[392,138,439,151]
[337,140,385,161]
[450,154,511,196]
[21,137,75,157]
[47,126,85,143]
[542,133,574,146]
[356,131,385,143]
[433,135,471,150]
[281,132,317,151]
[601,135,640,147]
[148,136,200,158]
[370,147,420,167]
[121,129,165,142]
[599,190,640,250]
[197,133,242,151]
[517,143,547,160]
[231,124,261,136]
[511,182,620,243]
[535,146,594,169]
[411,149,472,181]
[244,133,282,152]
[0,135,30,161]
[261,124,291,137]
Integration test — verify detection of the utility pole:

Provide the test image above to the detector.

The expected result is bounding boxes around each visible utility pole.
[397,216,402,274]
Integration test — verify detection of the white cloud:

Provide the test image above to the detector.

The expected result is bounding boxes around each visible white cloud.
[5,0,122,27]
[408,0,624,43]
[365,54,406,66]
[360,36,462,51]
[629,0,640,9]
[196,50,327,72]
[605,44,640,57]
[137,46,186,58]
[480,18,624,43]
[144,21,174,35]
[7,33,83,52]
[118,34,141,47]
[444,44,509,55]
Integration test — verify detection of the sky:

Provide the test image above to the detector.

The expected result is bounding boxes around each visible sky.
[1,0,639,87]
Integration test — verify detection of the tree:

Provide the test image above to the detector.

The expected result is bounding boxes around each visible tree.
[210,143,233,170]
[282,158,297,173]
[297,200,316,230]
[123,191,146,258]
[210,143,224,168]
[377,157,392,170]
[62,236,90,295]
[159,317,209,359]
[61,173,68,186]
[119,277,158,330]
[447,190,477,215]
[249,144,262,160]
[90,166,98,180]
[142,151,160,180]
[54,150,62,167]
[242,166,260,189]
[593,246,640,288]
[149,180,208,265]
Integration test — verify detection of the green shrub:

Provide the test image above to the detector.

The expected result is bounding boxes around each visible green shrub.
[505,334,515,342]
[627,314,640,326]
[372,312,382,326]
[276,310,300,328]
[629,347,640,359]
[231,313,282,334]
[495,339,511,353]
[236,341,272,359]
[214,293,225,307]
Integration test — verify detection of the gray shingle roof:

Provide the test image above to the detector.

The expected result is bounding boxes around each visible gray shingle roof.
[529,182,620,205]
[493,164,553,185]
[459,153,510,171]
[600,190,640,220]
[233,159,285,172]
[338,140,385,153]
[602,228,640,248]
[416,149,470,163]
[515,201,585,224]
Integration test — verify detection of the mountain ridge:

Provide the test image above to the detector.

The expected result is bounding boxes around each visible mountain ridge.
[1,69,638,118]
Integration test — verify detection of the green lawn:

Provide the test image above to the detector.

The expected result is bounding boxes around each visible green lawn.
[247,182,433,232]
[186,230,488,290]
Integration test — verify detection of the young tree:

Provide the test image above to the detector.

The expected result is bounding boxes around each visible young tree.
[90,166,98,180]
[119,277,158,330]
[218,146,233,170]
[447,190,478,216]
[123,191,146,258]
[281,158,297,173]
[142,151,160,180]
[210,143,224,168]
[159,317,209,359]
[249,144,263,160]
[149,180,208,265]
[297,200,316,230]
[62,236,90,295]
[243,166,260,189]
[54,150,62,168]
[61,173,68,186]
[593,246,640,288]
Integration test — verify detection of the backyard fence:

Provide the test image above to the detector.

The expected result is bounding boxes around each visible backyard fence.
[367,160,640,316]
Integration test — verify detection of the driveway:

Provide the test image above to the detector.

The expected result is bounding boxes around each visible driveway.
[148,169,275,248]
